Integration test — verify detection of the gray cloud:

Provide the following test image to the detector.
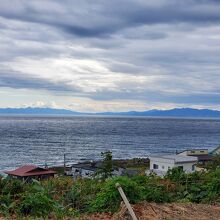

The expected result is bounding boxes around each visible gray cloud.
[0,0,220,109]
[0,70,81,93]
[0,0,220,37]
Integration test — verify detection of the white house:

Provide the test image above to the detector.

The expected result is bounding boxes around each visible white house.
[147,154,198,176]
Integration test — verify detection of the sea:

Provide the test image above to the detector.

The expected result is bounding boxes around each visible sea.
[1,115,220,172]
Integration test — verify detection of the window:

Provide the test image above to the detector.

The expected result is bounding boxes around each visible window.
[192,165,195,171]
[153,164,158,169]
[190,151,195,153]
[162,166,165,169]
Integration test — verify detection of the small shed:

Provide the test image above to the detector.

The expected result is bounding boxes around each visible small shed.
[4,165,57,181]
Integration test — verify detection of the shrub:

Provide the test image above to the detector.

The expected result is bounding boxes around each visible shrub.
[2,179,24,196]
[89,176,143,212]
[18,192,55,217]
[205,168,220,202]
[141,183,172,203]
[0,194,15,216]
[63,179,103,212]
[184,183,208,203]
[165,167,187,183]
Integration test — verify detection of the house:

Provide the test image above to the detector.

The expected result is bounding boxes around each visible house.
[177,149,208,156]
[67,162,98,178]
[147,154,198,176]
[177,149,212,165]
[4,165,57,181]
[66,161,124,178]
[210,146,220,155]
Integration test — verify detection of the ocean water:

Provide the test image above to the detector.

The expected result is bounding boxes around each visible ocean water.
[1,115,220,172]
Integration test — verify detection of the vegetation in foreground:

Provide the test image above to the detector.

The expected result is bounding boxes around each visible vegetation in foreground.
[1,153,220,219]
[0,166,220,219]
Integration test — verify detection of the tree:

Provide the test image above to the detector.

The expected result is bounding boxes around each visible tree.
[97,151,113,179]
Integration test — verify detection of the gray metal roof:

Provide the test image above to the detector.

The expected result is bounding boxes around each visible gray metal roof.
[150,154,198,163]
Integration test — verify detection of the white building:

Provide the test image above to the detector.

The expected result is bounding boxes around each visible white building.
[147,154,198,176]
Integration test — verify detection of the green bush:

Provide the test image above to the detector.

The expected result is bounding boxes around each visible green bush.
[184,183,207,203]
[205,168,220,202]
[1,167,220,218]
[89,176,143,212]
[1,179,24,196]
[18,192,55,217]
[142,183,172,203]
[0,194,15,216]
[165,167,187,183]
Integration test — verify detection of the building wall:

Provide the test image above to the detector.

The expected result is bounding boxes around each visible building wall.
[150,158,195,173]
[178,150,208,156]
[150,158,175,172]
[173,162,195,173]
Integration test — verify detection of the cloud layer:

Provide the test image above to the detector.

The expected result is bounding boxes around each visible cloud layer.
[0,0,220,111]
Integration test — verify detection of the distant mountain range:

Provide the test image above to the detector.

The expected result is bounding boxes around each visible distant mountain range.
[0,107,81,115]
[1,107,220,118]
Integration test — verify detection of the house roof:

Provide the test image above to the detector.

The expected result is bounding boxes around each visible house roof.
[4,165,56,177]
[71,163,100,172]
[150,154,198,163]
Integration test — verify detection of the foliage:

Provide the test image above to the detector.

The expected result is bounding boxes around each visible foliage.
[18,192,55,217]
[89,176,143,212]
[96,151,114,179]
[206,154,220,170]
[1,167,220,218]
[165,167,187,182]
[204,169,220,202]
[0,194,15,217]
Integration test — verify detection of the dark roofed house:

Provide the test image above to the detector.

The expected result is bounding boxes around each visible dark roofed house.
[66,161,124,179]
[5,165,57,182]
[177,149,212,165]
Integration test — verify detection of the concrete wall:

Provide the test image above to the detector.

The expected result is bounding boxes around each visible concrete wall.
[173,162,195,173]
[150,158,175,172]
[150,158,195,173]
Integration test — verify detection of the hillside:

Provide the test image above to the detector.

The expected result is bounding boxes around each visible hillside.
[1,107,220,117]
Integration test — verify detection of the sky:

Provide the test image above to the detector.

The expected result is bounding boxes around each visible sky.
[0,0,220,112]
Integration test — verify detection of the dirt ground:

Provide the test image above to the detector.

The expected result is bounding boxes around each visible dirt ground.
[78,202,220,220]
[1,203,220,220]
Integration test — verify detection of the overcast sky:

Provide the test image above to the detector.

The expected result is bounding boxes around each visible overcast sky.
[0,0,220,112]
